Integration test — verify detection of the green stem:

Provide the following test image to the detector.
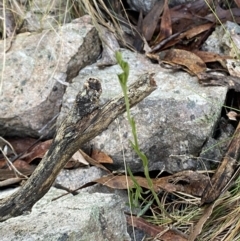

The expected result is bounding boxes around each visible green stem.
[116,51,174,221]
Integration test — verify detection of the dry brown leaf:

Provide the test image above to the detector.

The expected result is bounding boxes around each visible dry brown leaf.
[0,159,7,168]
[3,139,104,171]
[182,0,211,16]
[150,23,212,52]
[64,150,89,169]
[86,170,210,197]
[72,151,88,165]
[0,160,35,181]
[170,0,209,34]
[188,201,217,241]
[234,0,240,8]
[13,159,33,170]
[205,6,240,24]
[227,111,240,121]
[126,215,188,241]
[79,149,111,172]
[0,177,24,187]
[93,175,155,190]
[158,49,206,76]
[170,8,194,21]
[158,0,172,41]
[154,170,209,196]
[183,23,213,39]
[142,0,164,41]
[24,139,52,163]
[85,171,209,196]
[193,50,232,66]
[149,32,181,52]
[91,149,113,164]
[0,159,34,179]
[7,137,37,154]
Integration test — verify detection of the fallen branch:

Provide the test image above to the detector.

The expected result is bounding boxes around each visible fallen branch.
[0,73,157,222]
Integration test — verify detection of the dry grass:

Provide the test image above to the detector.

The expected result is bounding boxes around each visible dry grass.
[143,174,240,240]
[77,0,134,49]
[1,1,240,240]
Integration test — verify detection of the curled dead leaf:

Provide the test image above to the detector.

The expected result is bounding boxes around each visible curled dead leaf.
[159,49,206,76]
[193,50,232,68]
[126,214,188,240]
[24,140,52,163]
[64,150,89,169]
[91,149,113,164]
[227,111,240,121]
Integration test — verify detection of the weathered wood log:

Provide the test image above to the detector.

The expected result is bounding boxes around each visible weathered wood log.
[0,73,157,222]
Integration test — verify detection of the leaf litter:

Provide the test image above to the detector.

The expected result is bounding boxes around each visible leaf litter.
[79,0,240,239]
[1,0,240,240]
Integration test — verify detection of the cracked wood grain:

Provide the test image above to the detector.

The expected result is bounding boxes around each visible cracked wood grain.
[0,73,157,222]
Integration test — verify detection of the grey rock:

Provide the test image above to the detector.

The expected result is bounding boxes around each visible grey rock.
[20,0,71,32]
[198,117,235,169]
[0,187,21,199]
[126,0,194,14]
[169,0,197,6]
[128,226,147,241]
[55,166,108,190]
[0,187,130,241]
[199,137,223,169]
[59,49,227,173]
[127,0,158,14]
[55,166,131,212]
[202,21,240,57]
[1,1,71,35]
[97,25,120,67]
[0,15,101,138]
[0,187,67,210]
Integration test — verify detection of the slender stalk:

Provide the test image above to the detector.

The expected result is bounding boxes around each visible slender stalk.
[116,51,174,221]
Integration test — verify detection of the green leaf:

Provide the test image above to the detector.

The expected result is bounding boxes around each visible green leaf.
[115,51,129,84]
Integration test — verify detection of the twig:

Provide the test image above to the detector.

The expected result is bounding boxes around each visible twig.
[0,147,28,179]
[0,73,157,222]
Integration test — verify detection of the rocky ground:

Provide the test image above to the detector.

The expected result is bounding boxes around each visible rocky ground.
[0,0,239,240]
